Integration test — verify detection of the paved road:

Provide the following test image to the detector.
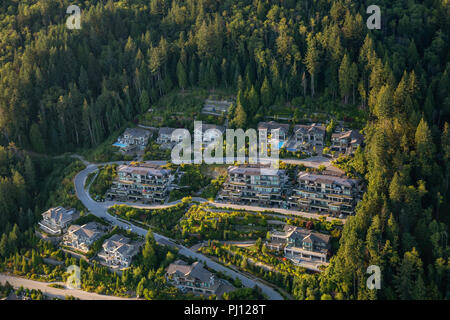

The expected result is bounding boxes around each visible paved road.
[0,274,134,300]
[74,163,284,300]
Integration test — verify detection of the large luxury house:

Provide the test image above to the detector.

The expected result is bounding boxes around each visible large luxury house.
[165,260,222,295]
[106,163,173,203]
[257,121,290,142]
[113,127,151,154]
[331,129,364,156]
[217,164,289,207]
[63,222,105,252]
[288,171,361,216]
[267,225,330,269]
[293,123,326,150]
[97,234,139,269]
[193,123,226,146]
[38,207,79,235]
[157,127,184,144]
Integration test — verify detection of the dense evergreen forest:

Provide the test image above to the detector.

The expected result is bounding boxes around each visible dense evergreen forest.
[0,0,449,299]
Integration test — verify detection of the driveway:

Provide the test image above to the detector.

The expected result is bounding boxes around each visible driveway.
[0,274,134,300]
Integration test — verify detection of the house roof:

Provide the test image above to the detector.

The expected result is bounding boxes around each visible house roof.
[117,164,171,177]
[166,260,214,283]
[228,165,285,177]
[279,225,330,245]
[257,121,289,134]
[158,127,178,136]
[297,171,359,188]
[200,124,226,133]
[67,222,103,241]
[102,234,137,258]
[123,128,151,139]
[332,130,364,144]
[42,207,76,223]
[294,123,325,135]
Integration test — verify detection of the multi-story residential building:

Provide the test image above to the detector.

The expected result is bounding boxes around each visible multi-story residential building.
[113,128,151,153]
[267,225,330,269]
[331,130,364,156]
[107,163,173,203]
[38,207,79,235]
[288,171,361,216]
[157,127,182,144]
[97,234,139,269]
[63,222,105,252]
[257,121,290,142]
[165,260,221,295]
[217,164,289,207]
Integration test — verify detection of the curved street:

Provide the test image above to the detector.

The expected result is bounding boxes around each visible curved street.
[0,274,135,300]
[74,161,284,300]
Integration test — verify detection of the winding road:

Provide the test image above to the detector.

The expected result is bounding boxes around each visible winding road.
[73,161,285,300]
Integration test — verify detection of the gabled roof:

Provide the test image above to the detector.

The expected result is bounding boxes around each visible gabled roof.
[257,121,289,133]
[332,130,364,144]
[294,123,325,135]
[42,207,76,223]
[158,127,178,135]
[166,260,214,283]
[67,222,103,241]
[123,128,151,139]
[281,225,330,245]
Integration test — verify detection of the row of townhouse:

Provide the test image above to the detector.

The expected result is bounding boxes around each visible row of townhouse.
[217,164,362,216]
[288,171,362,216]
[266,225,331,270]
[258,121,363,156]
[217,164,290,208]
[106,163,174,203]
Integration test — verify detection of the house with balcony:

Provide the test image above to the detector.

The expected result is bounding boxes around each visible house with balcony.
[63,222,106,253]
[331,130,364,156]
[257,121,290,143]
[106,163,174,204]
[217,164,289,208]
[113,128,151,154]
[165,260,223,295]
[288,171,361,216]
[97,234,139,269]
[193,123,226,147]
[38,207,79,235]
[285,123,326,154]
[267,225,330,270]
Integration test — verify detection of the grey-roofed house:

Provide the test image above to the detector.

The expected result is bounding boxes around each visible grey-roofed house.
[257,121,290,142]
[194,124,226,145]
[288,171,361,216]
[106,163,174,203]
[114,128,151,154]
[289,123,326,153]
[331,129,364,156]
[202,99,233,116]
[217,164,289,207]
[166,260,227,295]
[97,234,139,269]
[157,127,185,144]
[38,207,79,235]
[63,222,106,252]
[267,225,331,270]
